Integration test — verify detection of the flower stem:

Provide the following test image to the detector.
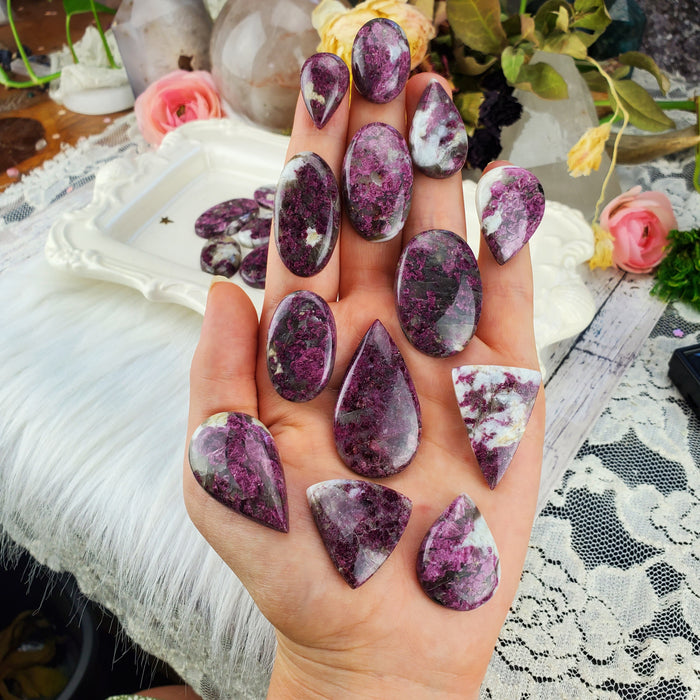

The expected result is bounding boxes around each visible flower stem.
[5,0,40,84]
[519,0,528,14]
[89,0,118,69]
[693,96,700,193]
[594,99,696,112]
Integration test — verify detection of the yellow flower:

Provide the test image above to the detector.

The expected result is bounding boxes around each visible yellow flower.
[567,122,612,178]
[589,223,615,270]
[312,0,435,72]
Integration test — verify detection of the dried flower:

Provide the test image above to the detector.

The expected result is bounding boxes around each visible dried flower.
[134,70,222,147]
[589,223,615,270]
[600,186,677,273]
[312,0,435,72]
[567,122,612,177]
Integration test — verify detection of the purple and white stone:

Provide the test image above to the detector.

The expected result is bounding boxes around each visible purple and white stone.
[267,290,336,402]
[235,216,271,249]
[342,122,413,242]
[475,165,545,265]
[254,185,276,210]
[308,479,412,588]
[274,151,340,277]
[417,493,500,611]
[395,229,481,357]
[240,246,267,289]
[301,52,350,129]
[409,79,468,179]
[188,411,289,533]
[195,198,259,239]
[352,18,410,104]
[452,364,541,489]
[334,319,421,477]
[200,238,242,277]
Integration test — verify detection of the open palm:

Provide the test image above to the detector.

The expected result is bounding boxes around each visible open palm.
[184,72,545,699]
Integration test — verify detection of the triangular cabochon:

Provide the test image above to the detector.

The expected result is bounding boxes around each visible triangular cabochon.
[452,365,541,489]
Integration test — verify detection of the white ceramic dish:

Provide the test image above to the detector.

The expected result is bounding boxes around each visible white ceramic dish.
[46,118,595,367]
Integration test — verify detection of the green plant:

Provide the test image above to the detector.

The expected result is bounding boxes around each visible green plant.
[0,0,117,89]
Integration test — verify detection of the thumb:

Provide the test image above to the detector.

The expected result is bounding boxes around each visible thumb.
[186,278,259,439]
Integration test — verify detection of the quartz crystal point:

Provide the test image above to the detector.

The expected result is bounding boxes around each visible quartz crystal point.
[475,165,545,265]
[300,52,349,129]
[334,320,421,477]
[352,18,410,104]
[240,245,267,289]
[395,229,482,357]
[307,479,412,588]
[452,365,541,489]
[274,151,340,276]
[200,238,242,277]
[417,493,500,611]
[188,412,289,532]
[267,290,336,402]
[408,79,468,179]
[195,198,258,238]
[342,122,413,242]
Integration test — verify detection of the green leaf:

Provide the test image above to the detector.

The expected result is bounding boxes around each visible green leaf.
[570,0,610,46]
[618,51,670,94]
[534,0,570,34]
[454,91,484,131]
[543,31,588,58]
[612,79,676,132]
[63,0,116,17]
[501,46,526,83]
[446,0,508,54]
[554,5,569,32]
[454,45,499,75]
[515,62,569,99]
[520,14,537,42]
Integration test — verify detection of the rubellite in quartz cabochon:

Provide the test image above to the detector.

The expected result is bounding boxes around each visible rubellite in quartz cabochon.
[188,412,289,533]
[200,238,242,278]
[352,18,410,104]
[194,198,258,239]
[342,122,413,242]
[240,245,267,289]
[409,79,468,179]
[395,229,482,358]
[300,52,349,129]
[475,165,545,265]
[254,185,276,210]
[417,493,500,611]
[308,479,412,588]
[235,216,271,249]
[334,320,421,477]
[452,365,541,489]
[274,151,340,277]
[267,290,336,402]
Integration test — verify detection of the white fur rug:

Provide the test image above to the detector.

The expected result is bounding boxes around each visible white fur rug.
[0,259,273,699]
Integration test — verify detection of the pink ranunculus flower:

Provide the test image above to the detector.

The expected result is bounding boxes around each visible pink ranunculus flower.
[601,185,677,273]
[134,70,222,146]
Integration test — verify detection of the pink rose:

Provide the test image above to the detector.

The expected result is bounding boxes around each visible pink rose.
[601,186,677,273]
[134,70,222,146]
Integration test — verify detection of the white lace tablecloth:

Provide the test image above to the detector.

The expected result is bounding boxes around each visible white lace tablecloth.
[1,96,699,699]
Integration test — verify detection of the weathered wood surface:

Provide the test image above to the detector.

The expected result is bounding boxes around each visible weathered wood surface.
[538,267,667,510]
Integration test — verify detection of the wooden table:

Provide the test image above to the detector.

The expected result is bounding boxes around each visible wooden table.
[0,0,129,191]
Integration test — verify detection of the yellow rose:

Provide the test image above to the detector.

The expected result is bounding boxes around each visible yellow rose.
[567,122,612,178]
[312,0,435,72]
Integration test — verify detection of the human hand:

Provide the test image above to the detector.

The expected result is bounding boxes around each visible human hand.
[184,67,544,699]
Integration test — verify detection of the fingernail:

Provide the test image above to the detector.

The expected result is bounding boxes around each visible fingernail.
[209,274,234,289]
